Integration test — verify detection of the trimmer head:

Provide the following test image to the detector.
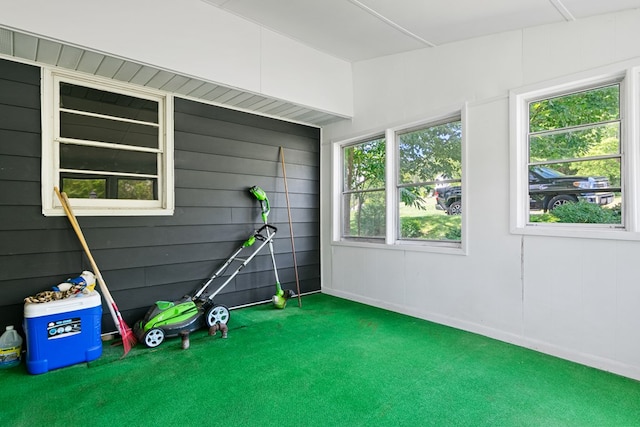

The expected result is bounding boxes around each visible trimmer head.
[272,289,295,309]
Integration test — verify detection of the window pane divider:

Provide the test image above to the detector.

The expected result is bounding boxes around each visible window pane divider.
[59,107,160,128]
[342,187,385,195]
[397,179,459,188]
[529,118,620,137]
[528,153,621,166]
[59,168,159,179]
[57,138,161,154]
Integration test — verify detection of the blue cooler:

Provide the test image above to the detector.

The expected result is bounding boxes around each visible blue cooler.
[23,291,102,374]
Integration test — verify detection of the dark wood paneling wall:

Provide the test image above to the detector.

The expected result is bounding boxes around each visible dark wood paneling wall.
[0,58,320,333]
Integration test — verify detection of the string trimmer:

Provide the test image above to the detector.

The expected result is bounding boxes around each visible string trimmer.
[248,186,295,309]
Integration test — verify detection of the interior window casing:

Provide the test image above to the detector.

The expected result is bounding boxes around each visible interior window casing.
[509,65,640,239]
[333,107,467,254]
[41,69,174,216]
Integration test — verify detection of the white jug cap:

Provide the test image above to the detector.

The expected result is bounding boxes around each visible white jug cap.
[6,325,14,331]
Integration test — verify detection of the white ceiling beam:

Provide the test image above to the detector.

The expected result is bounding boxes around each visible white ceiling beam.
[346,0,437,47]
[549,0,576,21]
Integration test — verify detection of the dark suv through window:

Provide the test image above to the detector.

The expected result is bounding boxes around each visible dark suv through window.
[435,166,616,215]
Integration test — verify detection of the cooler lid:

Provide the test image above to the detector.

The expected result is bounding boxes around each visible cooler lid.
[24,291,102,318]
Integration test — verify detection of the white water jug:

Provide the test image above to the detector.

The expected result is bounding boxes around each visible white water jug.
[0,325,22,368]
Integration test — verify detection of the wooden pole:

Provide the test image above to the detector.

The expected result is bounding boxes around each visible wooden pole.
[280,147,302,308]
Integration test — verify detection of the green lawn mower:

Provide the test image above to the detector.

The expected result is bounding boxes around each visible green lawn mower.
[134,186,294,348]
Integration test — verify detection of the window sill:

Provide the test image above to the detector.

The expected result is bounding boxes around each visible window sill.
[511,224,638,241]
[332,238,467,255]
[43,207,174,217]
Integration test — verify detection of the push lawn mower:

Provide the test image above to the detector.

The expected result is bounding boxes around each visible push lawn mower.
[134,186,294,348]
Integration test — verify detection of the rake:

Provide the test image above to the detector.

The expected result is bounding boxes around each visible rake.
[54,187,136,355]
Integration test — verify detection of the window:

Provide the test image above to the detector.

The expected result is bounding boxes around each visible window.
[341,136,386,239]
[397,118,462,242]
[336,110,465,251]
[507,62,640,238]
[527,83,622,226]
[42,70,174,216]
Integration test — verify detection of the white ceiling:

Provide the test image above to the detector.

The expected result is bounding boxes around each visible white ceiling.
[204,0,640,62]
[3,1,640,127]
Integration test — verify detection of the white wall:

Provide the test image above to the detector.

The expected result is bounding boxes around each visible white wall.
[322,9,640,380]
[0,0,352,117]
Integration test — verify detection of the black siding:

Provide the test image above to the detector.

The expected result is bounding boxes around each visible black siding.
[0,58,320,333]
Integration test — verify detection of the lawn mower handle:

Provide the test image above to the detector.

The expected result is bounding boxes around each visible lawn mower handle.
[254,224,277,240]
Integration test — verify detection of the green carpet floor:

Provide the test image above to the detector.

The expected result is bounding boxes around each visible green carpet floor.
[1,293,639,426]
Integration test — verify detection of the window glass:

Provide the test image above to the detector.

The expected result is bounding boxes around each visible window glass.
[398,119,462,241]
[342,137,386,238]
[60,82,158,122]
[529,123,619,163]
[60,145,157,175]
[117,179,155,200]
[60,112,159,148]
[529,85,619,132]
[62,177,106,199]
[527,83,622,225]
[62,176,156,200]
[55,79,164,202]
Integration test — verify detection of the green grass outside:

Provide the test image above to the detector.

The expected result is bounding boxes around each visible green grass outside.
[399,196,461,240]
[346,196,461,240]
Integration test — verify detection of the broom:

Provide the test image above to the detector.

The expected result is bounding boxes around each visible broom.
[54,187,136,355]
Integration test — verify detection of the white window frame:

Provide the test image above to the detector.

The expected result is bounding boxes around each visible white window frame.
[333,106,467,254]
[41,68,174,216]
[389,113,465,249]
[510,62,640,240]
[337,133,387,242]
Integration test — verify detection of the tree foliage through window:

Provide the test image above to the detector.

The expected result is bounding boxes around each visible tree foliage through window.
[527,82,622,224]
